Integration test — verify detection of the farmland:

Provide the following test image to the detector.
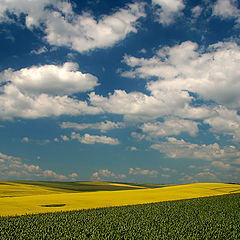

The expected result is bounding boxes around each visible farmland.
[0,181,240,216]
[0,193,239,239]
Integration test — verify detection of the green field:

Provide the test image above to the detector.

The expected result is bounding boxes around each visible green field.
[0,193,239,239]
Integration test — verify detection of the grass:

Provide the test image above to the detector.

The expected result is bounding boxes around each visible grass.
[0,193,239,239]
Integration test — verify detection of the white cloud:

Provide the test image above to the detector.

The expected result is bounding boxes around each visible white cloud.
[123,41,240,109]
[212,0,240,25]
[1,62,98,96]
[69,173,78,178]
[91,172,101,181]
[130,146,137,151]
[21,137,50,145]
[151,137,240,161]
[0,151,68,180]
[23,164,41,172]
[44,2,146,52]
[60,121,124,133]
[30,46,48,55]
[139,48,147,54]
[161,167,170,171]
[71,132,119,145]
[191,6,202,18]
[129,167,158,176]
[89,89,204,122]
[211,161,231,170]
[195,171,216,179]
[131,132,146,141]
[152,0,185,25]
[91,169,126,180]
[180,171,217,183]
[22,137,29,142]
[43,170,67,180]
[0,0,56,25]
[160,167,176,173]
[0,62,101,120]
[0,1,145,52]
[61,135,70,141]
[140,118,199,137]
[161,173,170,178]
[204,107,240,141]
[182,165,240,183]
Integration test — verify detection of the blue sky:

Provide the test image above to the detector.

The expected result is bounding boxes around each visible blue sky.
[0,0,240,183]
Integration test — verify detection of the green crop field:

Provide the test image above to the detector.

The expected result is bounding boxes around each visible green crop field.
[0,193,239,239]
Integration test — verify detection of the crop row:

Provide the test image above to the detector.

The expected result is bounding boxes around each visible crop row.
[0,193,239,239]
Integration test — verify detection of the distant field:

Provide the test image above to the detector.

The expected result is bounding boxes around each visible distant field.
[0,182,240,217]
[0,181,166,198]
[0,193,239,239]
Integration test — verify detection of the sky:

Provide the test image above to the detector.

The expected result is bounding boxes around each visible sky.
[0,0,240,183]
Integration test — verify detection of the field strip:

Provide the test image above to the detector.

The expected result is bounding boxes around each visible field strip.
[0,182,71,198]
[1,183,240,217]
[80,181,146,188]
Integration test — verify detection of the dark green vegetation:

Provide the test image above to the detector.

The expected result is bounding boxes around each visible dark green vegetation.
[41,204,66,208]
[11,181,168,192]
[0,193,239,239]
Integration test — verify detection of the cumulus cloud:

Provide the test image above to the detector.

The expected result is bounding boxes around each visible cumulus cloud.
[44,2,146,52]
[1,62,98,96]
[22,137,29,142]
[0,152,67,180]
[61,121,125,133]
[212,0,240,25]
[129,167,158,176]
[151,137,240,161]
[43,170,67,180]
[69,173,78,178]
[152,0,185,25]
[123,41,240,110]
[0,1,145,52]
[161,173,170,178]
[0,63,102,120]
[180,170,218,183]
[21,137,50,145]
[0,87,101,119]
[130,146,137,151]
[140,118,199,138]
[89,89,207,122]
[91,169,126,180]
[195,172,216,179]
[161,167,176,173]
[61,135,70,141]
[204,107,240,142]
[0,0,56,25]
[71,132,119,145]
[211,161,231,170]
[69,172,78,181]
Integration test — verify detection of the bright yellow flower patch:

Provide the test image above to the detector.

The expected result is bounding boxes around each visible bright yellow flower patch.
[0,182,240,217]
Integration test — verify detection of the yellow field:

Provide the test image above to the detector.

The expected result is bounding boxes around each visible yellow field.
[0,182,73,198]
[0,182,240,217]
[78,181,146,188]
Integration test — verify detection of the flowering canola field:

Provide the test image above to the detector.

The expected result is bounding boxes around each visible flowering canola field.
[0,182,240,217]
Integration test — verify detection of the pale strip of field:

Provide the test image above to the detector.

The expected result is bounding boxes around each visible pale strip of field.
[80,181,146,188]
[0,183,240,217]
